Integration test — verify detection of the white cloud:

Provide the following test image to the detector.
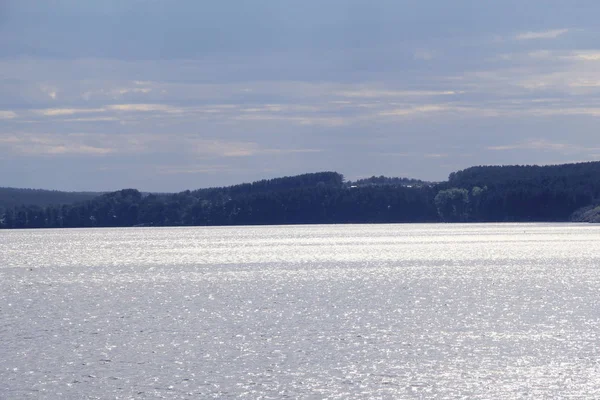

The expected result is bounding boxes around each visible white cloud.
[569,51,600,61]
[486,139,600,153]
[40,85,58,100]
[515,29,569,41]
[43,144,113,155]
[241,104,285,113]
[569,80,600,88]
[487,140,569,151]
[35,108,107,116]
[61,117,118,122]
[114,88,152,95]
[233,113,347,127]
[0,133,114,156]
[338,89,462,98]
[262,148,322,155]
[189,139,323,158]
[528,107,600,117]
[465,48,600,98]
[108,104,182,113]
[0,111,17,119]
[378,105,453,117]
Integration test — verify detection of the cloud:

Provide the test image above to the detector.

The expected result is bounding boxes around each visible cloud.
[193,139,322,158]
[463,47,600,100]
[83,86,154,100]
[40,85,58,99]
[569,51,600,61]
[486,139,600,153]
[378,105,453,117]
[0,111,17,119]
[3,1,600,192]
[35,108,107,116]
[569,80,600,88]
[515,29,569,40]
[527,107,600,117]
[233,113,348,127]
[114,88,152,95]
[61,117,118,122]
[262,148,323,155]
[0,131,323,160]
[108,104,182,113]
[0,133,114,156]
[41,144,113,155]
[487,140,568,151]
[337,89,462,98]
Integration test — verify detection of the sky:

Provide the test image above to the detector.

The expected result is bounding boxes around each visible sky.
[1,0,600,192]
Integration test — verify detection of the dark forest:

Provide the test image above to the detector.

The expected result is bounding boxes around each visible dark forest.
[2,162,600,229]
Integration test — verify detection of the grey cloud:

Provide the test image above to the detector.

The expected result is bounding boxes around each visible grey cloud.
[3,0,599,60]
[2,1,600,191]
[515,29,570,41]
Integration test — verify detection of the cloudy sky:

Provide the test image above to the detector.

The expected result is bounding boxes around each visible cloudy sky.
[2,0,600,191]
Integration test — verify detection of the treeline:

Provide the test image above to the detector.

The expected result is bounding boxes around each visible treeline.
[0,172,437,228]
[347,176,428,188]
[0,187,101,209]
[2,162,600,228]
[435,162,600,222]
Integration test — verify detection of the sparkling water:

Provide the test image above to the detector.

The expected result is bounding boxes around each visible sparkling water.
[2,224,600,398]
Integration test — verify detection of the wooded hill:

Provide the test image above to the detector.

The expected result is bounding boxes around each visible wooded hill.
[437,162,600,222]
[2,161,600,228]
[0,187,101,209]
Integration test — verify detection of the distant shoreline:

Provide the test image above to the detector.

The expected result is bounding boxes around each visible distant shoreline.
[2,162,600,229]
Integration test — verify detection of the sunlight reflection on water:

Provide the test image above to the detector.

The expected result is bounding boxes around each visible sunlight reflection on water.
[1,223,600,399]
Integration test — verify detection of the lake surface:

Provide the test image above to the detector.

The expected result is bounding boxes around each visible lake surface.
[2,223,600,399]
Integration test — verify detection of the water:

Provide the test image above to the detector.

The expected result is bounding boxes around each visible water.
[1,223,600,399]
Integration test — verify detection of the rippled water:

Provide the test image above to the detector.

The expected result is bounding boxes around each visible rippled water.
[2,223,600,399]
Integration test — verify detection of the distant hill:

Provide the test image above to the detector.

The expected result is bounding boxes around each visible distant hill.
[191,172,345,198]
[447,162,600,189]
[2,162,600,228]
[0,187,102,209]
[436,162,600,222]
